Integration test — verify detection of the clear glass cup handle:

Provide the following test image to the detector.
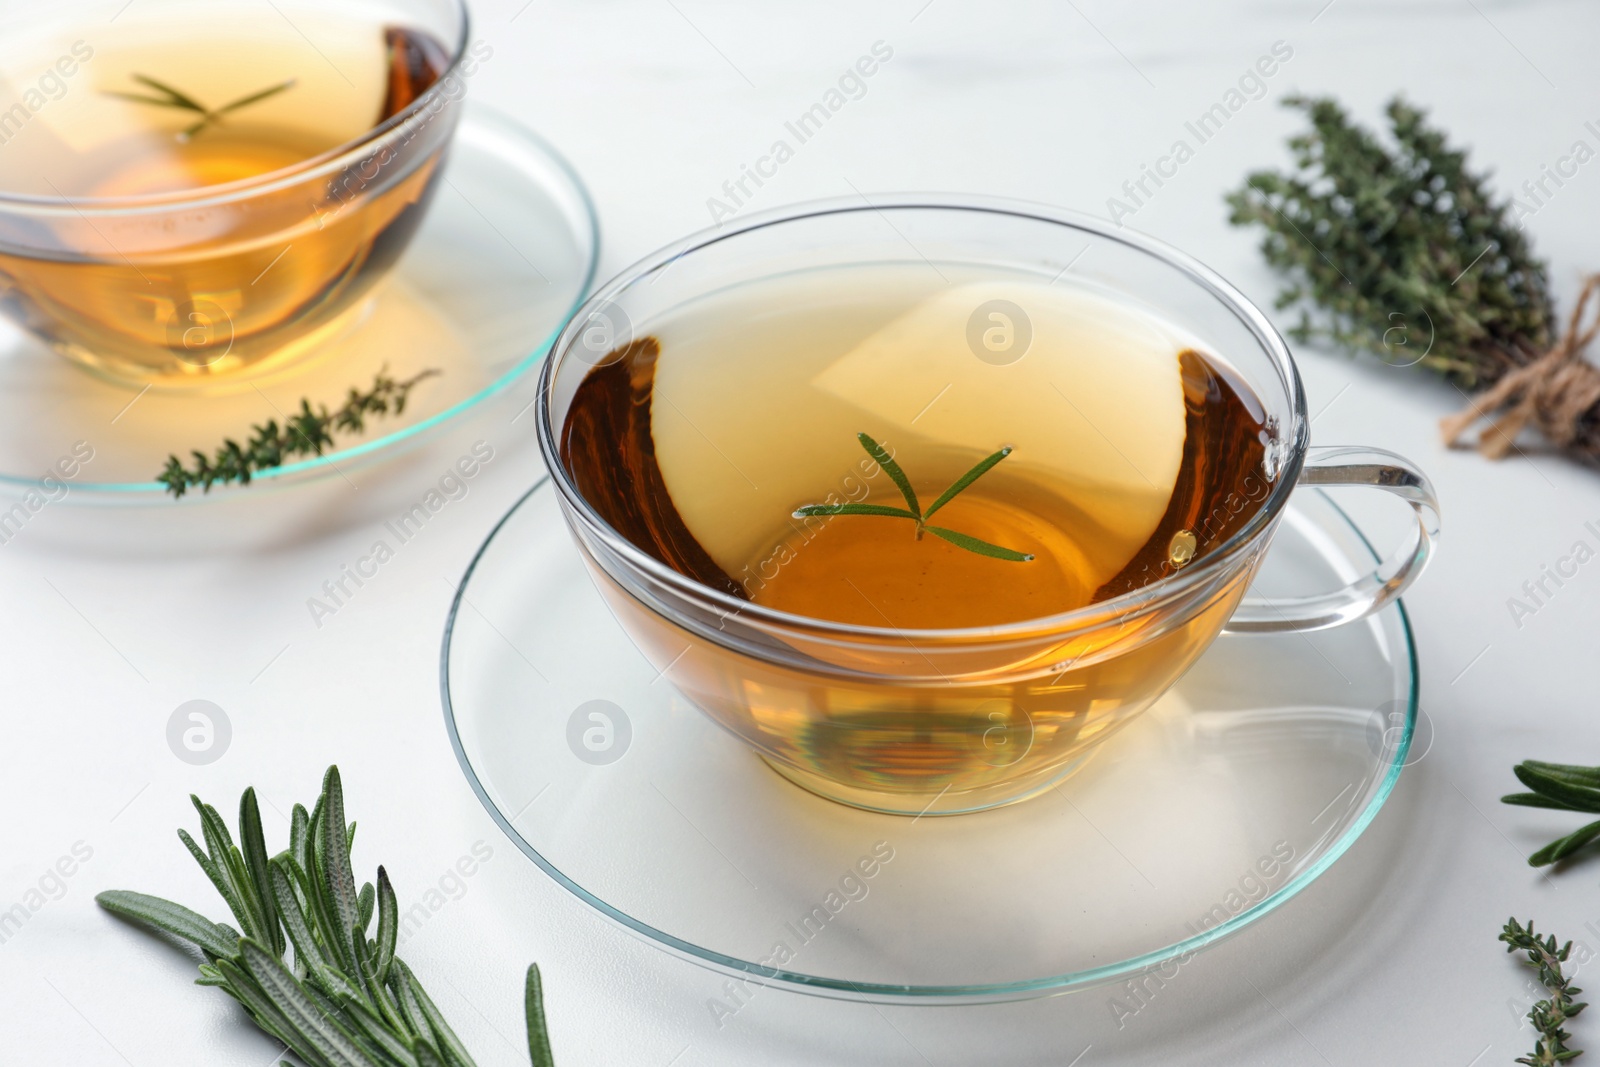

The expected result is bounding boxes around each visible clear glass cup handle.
[1224,446,1440,634]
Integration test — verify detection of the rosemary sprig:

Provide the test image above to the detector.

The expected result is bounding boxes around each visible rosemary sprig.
[793,432,1033,562]
[157,367,439,498]
[1501,918,1586,1065]
[1501,760,1600,866]
[105,73,297,141]
[96,766,557,1066]
[1226,95,1554,388]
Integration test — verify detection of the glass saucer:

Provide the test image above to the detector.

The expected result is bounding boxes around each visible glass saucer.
[441,479,1416,1004]
[0,103,597,501]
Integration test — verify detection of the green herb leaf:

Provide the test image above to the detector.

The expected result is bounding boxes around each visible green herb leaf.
[374,868,399,984]
[95,890,239,960]
[398,958,478,1067]
[177,826,250,938]
[315,767,364,986]
[290,803,311,871]
[1515,764,1600,813]
[214,78,296,116]
[793,503,919,520]
[856,433,919,517]
[1530,820,1600,868]
[1503,792,1595,813]
[924,446,1012,520]
[239,788,284,956]
[100,90,198,110]
[1526,761,1600,788]
[131,73,209,113]
[526,965,556,1067]
[925,526,1034,561]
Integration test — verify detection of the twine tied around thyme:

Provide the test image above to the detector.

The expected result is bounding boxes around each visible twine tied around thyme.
[1440,274,1600,461]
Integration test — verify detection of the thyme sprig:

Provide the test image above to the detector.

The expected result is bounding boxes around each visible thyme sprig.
[1226,95,1554,388]
[1502,760,1600,866]
[1501,918,1587,1065]
[157,367,439,498]
[793,432,1033,562]
[105,73,297,141]
[96,766,557,1066]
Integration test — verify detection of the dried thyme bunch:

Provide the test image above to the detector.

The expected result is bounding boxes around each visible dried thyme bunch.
[1227,95,1554,386]
[1227,96,1600,465]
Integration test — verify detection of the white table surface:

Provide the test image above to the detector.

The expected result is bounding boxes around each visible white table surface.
[5,0,1600,1062]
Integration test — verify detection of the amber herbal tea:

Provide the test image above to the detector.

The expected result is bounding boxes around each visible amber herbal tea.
[558,263,1277,810]
[0,4,464,382]
[563,266,1270,622]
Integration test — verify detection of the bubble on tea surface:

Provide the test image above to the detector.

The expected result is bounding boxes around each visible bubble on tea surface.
[1167,529,1197,568]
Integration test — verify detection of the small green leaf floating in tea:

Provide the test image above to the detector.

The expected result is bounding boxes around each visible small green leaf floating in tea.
[157,366,439,498]
[793,432,1034,562]
[105,73,298,141]
[1501,917,1587,1066]
[96,766,559,1066]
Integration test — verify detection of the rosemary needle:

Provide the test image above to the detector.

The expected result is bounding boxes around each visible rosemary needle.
[793,432,1034,562]
[105,73,298,140]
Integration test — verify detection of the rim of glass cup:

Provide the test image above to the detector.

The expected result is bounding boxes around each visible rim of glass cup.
[536,194,1311,643]
[0,0,471,213]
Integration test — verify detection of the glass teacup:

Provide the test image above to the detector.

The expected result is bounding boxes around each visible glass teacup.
[536,197,1440,816]
[0,0,470,387]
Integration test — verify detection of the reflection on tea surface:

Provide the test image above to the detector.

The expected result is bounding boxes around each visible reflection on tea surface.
[560,264,1278,812]
[0,6,460,382]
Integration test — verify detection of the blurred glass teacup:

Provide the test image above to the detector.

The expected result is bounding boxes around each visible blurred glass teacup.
[0,0,475,387]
